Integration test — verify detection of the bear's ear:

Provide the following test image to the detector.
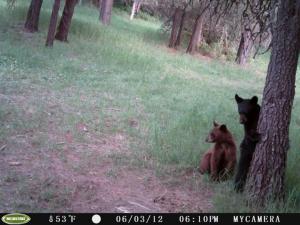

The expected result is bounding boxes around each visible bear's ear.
[213,120,219,127]
[250,96,258,104]
[220,124,227,132]
[235,94,243,103]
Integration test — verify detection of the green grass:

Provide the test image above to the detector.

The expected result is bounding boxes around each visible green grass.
[0,0,300,212]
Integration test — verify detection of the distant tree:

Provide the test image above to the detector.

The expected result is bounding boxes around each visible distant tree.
[130,0,142,20]
[55,0,78,42]
[235,3,257,65]
[235,0,273,65]
[46,0,61,47]
[186,0,211,54]
[235,26,252,65]
[186,13,204,54]
[167,0,190,49]
[174,7,187,47]
[24,0,43,32]
[246,0,300,205]
[100,0,114,25]
[168,7,182,48]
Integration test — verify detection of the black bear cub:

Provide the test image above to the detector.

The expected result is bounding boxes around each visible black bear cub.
[234,94,260,192]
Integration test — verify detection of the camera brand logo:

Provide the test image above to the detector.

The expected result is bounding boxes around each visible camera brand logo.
[1,214,31,225]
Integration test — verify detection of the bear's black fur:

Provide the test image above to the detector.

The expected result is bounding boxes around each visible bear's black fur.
[234,94,260,192]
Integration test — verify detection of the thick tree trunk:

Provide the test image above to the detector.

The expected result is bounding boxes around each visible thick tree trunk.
[45,0,61,47]
[55,0,77,42]
[100,0,114,25]
[24,0,43,32]
[175,10,186,47]
[168,8,182,48]
[187,15,203,54]
[245,0,300,205]
[235,29,253,65]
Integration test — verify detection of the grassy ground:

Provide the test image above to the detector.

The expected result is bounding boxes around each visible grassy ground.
[0,0,300,212]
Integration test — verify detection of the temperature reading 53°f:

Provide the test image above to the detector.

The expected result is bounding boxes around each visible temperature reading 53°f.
[49,215,76,223]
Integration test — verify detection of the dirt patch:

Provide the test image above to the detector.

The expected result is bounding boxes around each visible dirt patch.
[0,126,213,213]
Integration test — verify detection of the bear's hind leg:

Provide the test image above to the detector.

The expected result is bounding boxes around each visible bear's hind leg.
[234,149,253,192]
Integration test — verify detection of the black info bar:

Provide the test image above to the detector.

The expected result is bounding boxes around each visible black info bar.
[0,213,299,225]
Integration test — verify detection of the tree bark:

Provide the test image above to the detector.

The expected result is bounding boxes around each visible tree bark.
[245,0,300,205]
[168,8,182,48]
[175,10,186,47]
[130,1,137,20]
[24,0,43,32]
[55,0,77,42]
[45,0,61,47]
[130,0,141,20]
[100,0,114,25]
[235,29,253,65]
[186,14,203,54]
[136,1,141,13]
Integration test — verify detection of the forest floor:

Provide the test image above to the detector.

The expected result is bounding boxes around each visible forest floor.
[0,1,300,213]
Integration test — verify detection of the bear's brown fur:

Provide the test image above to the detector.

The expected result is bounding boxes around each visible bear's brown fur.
[199,121,237,181]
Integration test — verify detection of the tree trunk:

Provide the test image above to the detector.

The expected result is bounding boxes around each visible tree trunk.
[100,0,114,25]
[168,7,182,48]
[55,0,77,42]
[24,0,43,32]
[175,10,186,47]
[235,29,253,65]
[186,14,203,54]
[245,0,300,205]
[130,1,137,20]
[136,1,141,13]
[45,0,61,47]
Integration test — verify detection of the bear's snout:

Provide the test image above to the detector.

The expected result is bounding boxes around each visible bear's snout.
[239,114,247,124]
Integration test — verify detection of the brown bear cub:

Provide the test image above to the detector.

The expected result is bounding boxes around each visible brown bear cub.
[199,121,237,181]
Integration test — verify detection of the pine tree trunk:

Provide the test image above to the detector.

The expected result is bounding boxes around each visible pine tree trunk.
[45,0,61,47]
[100,0,114,25]
[235,29,252,65]
[175,10,186,47]
[55,0,77,42]
[24,0,43,32]
[168,8,182,48]
[186,14,203,54]
[245,0,300,205]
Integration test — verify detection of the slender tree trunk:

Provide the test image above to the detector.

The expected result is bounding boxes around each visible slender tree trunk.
[45,0,61,47]
[187,14,203,54]
[24,0,43,32]
[245,0,300,205]
[55,0,77,42]
[136,1,141,13]
[168,8,182,48]
[235,29,253,65]
[175,10,186,47]
[100,0,114,25]
[130,1,137,20]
